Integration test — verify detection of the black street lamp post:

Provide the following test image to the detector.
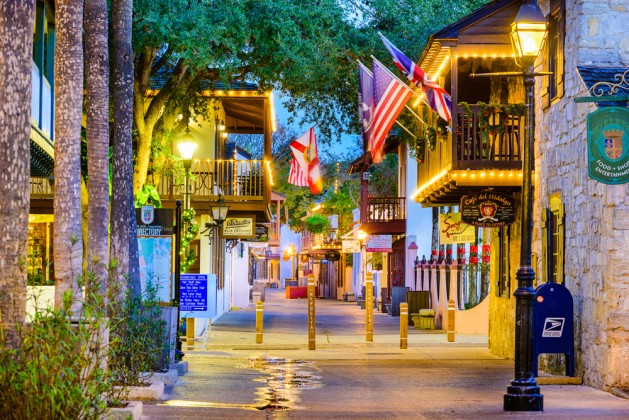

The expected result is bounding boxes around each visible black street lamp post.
[504,0,547,412]
[174,128,197,356]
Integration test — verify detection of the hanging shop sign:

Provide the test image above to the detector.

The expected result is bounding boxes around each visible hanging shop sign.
[221,215,256,239]
[439,212,475,245]
[460,191,516,228]
[587,106,629,184]
[324,250,341,261]
[135,207,173,236]
[342,240,360,253]
[366,235,392,252]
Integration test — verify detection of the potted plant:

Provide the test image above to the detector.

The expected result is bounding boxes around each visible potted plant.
[304,214,330,235]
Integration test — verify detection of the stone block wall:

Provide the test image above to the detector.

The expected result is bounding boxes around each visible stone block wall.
[534,0,629,390]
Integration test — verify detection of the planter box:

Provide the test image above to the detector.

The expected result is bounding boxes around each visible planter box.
[102,401,143,420]
[115,381,164,401]
[26,285,55,319]
[140,369,178,386]
[286,286,307,299]
[170,361,188,376]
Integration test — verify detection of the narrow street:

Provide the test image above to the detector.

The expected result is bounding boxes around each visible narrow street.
[141,289,629,419]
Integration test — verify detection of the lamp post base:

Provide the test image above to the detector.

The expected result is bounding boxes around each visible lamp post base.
[504,383,543,411]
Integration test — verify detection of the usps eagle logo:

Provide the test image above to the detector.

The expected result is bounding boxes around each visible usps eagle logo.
[603,128,624,160]
[141,205,154,225]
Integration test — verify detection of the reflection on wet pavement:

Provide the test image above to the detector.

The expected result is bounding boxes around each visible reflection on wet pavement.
[243,356,323,411]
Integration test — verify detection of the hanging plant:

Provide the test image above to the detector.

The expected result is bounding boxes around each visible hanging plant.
[460,101,526,144]
[180,207,199,273]
[304,214,330,234]
[435,117,449,142]
[425,126,437,151]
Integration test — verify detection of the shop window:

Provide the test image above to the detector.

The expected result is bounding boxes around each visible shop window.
[542,193,565,284]
[496,226,510,298]
[542,0,565,109]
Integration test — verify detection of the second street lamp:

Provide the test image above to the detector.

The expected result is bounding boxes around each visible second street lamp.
[504,0,547,412]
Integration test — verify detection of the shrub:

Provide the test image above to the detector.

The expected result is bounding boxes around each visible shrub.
[0,290,112,420]
[108,277,169,387]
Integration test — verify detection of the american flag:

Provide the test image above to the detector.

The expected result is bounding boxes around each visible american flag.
[288,157,308,186]
[288,127,323,194]
[380,33,452,121]
[371,59,412,163]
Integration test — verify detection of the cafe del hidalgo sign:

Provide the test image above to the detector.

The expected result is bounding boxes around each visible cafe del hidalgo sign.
[587,106,629,185]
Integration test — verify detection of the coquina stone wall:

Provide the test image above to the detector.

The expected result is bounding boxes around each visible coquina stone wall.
[533,0,629,390]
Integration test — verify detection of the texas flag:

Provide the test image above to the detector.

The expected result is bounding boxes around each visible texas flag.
[379,33,452,121]
[288,127,323,194]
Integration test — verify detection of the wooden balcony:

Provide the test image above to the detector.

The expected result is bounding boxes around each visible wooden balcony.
[416,103,525,206]
[156,159,266,203]
[30,158,272,220]
[360,196,406,235]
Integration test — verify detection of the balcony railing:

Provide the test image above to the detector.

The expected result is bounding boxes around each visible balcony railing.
[418,103,524,186]
[365,196,406,223]
[30,159,267,202]
[157,159,265,202]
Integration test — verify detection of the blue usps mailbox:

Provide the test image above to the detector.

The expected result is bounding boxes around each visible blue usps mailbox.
[533,282,575,377]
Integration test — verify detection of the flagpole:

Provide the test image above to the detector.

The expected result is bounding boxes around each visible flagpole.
[394,120,417,139]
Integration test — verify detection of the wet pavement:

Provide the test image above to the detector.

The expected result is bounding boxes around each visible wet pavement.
[142,288,629,419]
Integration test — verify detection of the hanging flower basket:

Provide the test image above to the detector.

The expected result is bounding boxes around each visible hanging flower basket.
[304,214,330,234]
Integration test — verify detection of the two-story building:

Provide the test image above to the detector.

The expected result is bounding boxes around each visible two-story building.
[413,0,628,392]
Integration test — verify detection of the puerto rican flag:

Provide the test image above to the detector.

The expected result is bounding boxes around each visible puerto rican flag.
[380,33,452,121]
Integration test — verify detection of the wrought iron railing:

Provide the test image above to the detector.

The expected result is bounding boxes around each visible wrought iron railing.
[366,196,406,222]
[156,159,265,201]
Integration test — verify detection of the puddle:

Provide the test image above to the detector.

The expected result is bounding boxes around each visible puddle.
[241,356,323,411]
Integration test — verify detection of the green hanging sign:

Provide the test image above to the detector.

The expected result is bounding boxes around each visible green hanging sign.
[587,106,629,184]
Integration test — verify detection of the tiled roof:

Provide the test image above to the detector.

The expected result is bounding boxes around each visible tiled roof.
[576,66,629,108]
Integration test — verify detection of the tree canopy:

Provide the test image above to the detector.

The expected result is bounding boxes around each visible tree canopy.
[131,0,489,192]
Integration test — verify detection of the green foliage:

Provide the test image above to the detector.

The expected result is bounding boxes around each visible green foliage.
[109,278,169,387]
[134,184,163,208]
[0,290,112,419]
[304,214,330,234]
[368,153,398,197]
[180,208,199,273]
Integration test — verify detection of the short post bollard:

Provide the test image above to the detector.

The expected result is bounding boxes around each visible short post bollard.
[447,299,455,342]
[186,318,195,348]
[366,272,374,342]
[400,303,408,349]
[256,300,264,344]
[307,274,316,350]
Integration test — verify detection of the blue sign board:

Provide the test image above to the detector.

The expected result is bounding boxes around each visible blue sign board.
[533,282,575,377]
[180,274,208,312]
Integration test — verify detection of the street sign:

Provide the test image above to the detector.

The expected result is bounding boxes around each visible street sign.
[180,274,208,312]
[533,282,575,377]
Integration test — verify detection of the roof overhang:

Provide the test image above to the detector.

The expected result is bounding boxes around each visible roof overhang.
[413,168,523,206]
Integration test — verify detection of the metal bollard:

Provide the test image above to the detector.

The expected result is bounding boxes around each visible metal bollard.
[365,272,374,342]
[256,300,264,344]
[400,303,408,349]
[447,299,455,342]
[307,274,316,350]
